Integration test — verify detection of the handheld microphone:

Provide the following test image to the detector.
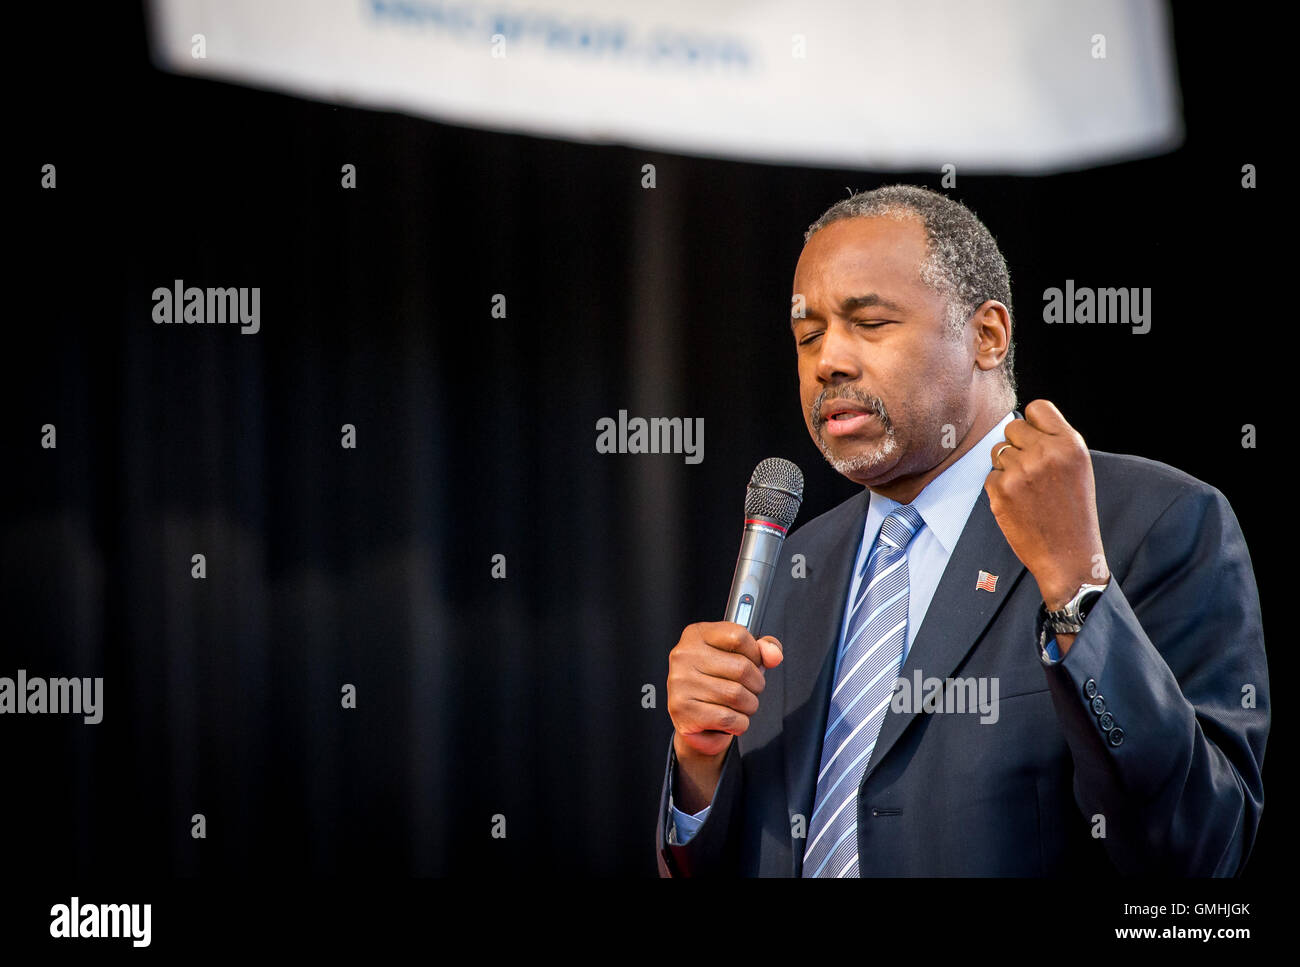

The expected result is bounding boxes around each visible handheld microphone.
[724,458,805,635]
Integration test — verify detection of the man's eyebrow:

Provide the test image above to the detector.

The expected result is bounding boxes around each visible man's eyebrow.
[790,292,908,324]
[839,293,907,314]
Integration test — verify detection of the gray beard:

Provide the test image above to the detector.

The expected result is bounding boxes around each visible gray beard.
[814,426,899,477]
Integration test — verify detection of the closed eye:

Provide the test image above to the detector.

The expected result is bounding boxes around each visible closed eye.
[796,321,894,346]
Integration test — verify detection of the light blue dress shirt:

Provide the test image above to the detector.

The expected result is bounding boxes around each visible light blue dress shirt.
[668,410,1058,845]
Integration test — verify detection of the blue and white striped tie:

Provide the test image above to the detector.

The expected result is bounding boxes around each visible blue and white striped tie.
[802,504,924,878]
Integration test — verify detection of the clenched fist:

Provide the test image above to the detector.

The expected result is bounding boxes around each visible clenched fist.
[666,621,783,813]
[985,400,1110,651]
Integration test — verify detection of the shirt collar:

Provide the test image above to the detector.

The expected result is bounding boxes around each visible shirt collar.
[861,410,1017,570]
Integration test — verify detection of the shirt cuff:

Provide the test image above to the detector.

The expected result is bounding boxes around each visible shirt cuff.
[668,794,711,845]
[1040,634,1062,665]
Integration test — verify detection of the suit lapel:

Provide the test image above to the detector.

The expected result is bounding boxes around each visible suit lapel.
[858,487,1027,786]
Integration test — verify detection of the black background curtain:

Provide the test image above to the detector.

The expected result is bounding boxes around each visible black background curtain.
[3,3,1281,880]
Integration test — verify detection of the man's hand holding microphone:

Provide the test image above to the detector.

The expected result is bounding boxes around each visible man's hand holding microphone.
[665,458,802,817]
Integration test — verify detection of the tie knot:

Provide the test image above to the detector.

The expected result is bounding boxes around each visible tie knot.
[878,504,924,551]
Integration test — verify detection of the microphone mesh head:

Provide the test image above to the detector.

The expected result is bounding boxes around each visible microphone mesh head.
[744,458,805,529]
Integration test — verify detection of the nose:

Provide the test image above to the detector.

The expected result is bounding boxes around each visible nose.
[814,321,862,385]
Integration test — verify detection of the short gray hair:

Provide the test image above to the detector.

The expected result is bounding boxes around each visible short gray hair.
[804,185,1017,408]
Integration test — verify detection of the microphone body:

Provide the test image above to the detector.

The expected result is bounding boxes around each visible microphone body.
[724,517,790,634]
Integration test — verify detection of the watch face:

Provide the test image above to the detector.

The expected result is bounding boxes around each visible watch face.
[1078,589,1104,621]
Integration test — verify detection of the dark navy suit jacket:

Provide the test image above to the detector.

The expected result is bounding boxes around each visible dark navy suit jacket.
[656,448,1269,876]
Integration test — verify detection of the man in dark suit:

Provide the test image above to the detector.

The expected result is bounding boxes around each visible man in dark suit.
[656,185,1268,876]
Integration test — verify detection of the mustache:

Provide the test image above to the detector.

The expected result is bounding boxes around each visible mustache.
[812,388,891,429]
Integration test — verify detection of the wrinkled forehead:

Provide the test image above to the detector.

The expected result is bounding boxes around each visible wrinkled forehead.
[793,215,934,312]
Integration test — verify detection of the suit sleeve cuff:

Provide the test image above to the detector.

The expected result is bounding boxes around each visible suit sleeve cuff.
[666,751,713,844]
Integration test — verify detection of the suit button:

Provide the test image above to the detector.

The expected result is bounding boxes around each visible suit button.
[1108,727,1125,746]
[1083,678,1098,699]
[1098,712,1115,731]
[1091,695,1106,715]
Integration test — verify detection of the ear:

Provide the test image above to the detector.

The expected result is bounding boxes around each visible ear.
[970,300,1011,373]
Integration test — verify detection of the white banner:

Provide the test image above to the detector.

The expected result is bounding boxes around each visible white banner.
[147,0,1182,173]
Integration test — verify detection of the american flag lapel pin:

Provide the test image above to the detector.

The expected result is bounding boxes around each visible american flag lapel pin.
[976,570,999,593]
